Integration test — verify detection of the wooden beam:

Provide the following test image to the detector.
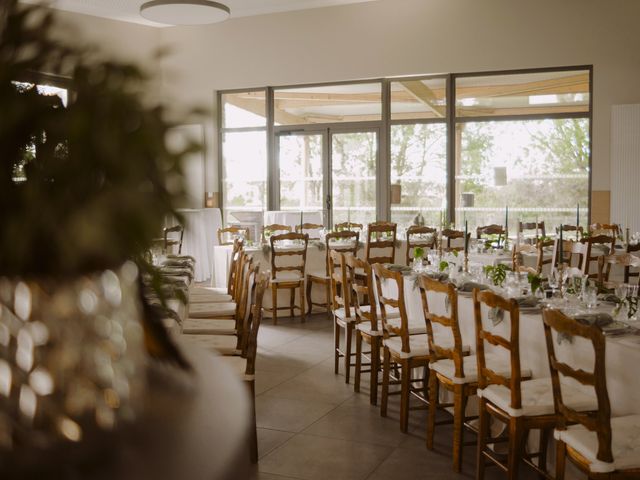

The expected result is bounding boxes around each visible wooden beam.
[399,80,445,118]
[224,94,305,125]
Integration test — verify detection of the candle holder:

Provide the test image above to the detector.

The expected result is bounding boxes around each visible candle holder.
[464,251,469,273]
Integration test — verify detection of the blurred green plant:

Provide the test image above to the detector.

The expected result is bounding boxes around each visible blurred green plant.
[0,0,200,277]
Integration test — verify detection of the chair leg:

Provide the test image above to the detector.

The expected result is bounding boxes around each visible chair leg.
[289,287,295,318]
[354,330,362,393]
[476,397,488,480]
[299,283,306,323]
[555,438,566,480]
[452,384,465,472]
[325,281,332,320]
[344,323,353,384]
[507,417,524,480]
[400,360,410,433]
[538,428,551,477]
[248,381,258,463]
[271,285,278,325]
[380,347,390,417]
[369,338,379,406]
[306,278,313,315]
[334,319,340,375]
[426,370,438,450]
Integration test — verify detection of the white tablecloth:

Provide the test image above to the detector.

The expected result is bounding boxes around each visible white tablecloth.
[170,208,222,283]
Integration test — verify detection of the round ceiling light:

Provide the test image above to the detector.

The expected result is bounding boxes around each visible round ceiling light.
[140,0,230,25]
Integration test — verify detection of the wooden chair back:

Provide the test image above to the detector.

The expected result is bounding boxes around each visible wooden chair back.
[294,222,324,239]
[163,224,184,254]
[557,224,584,240]
[473,289,524,410]
[589,223,619,238]
[518,220,546,240]
[345,254,379,333]
[372,264,412,353]
[441,229,469,253]
[597,253,640,286]
[552,239,588,273]
[626,243,640,283]
[366,222,397,265]
[476,224,506,246]
[335,222,364,232]
[328,250,352,319]
[324,230,359,276]
[218,225,250,245]
[511,243,538,274]
[269,232,308,281]
[419,277,464,376]
[405,225,437,265]
[262,224,291,242]
[243,270,270,374]
[581,234,616,278]
[236,262,257,346]
[536,238,555,274]
[542,308,612,463]
[227,239,244,299]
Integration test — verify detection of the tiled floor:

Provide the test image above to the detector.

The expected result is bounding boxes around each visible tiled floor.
[244,313,538,480]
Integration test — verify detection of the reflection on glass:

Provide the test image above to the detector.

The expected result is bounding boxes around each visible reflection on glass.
[455,70,590,118]
[273,83,382,126]
[222,131,267,215]
[455,119,590,233]
[331,132,377,226]
[390,123,447,228]
[390,77,446,121]
[278,134,323,211]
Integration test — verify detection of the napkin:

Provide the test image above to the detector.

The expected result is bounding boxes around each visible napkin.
[574,313,613,328]
[516,296,539,309]
[385,264,413,274]
[458,281,490,293]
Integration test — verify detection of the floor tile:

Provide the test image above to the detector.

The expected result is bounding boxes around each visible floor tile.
[255,395,337,433]
[257,428,295,459]
[264,370,356,405]
[259,434,392,480]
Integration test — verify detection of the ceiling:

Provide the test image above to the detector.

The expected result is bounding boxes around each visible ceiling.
[20,0,379,27]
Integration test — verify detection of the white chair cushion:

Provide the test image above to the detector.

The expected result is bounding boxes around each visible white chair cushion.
[386,317,427,335]
[554,415,640,473]
[181,333,240,355]
[479,377,597,418]
[272,271,303,283]
[189,293,233,303]
[182,318,237,335]
[190,286,228,295]
[334,307,357,324]
[430,354,532,385]
[189,302,236,318]
[357,304,401,320]
[307,270,329,280]
[219,355,253,381]
[384,333,470,359]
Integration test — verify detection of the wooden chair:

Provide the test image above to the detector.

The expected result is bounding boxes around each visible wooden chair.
[597,253,640,287]
[474,289,596,480]
[262,223,291,243]
[190,239,243,302]
[557,224,584,241]
[163,224,184,254]
[589,223,620,238]
[366,221,397,265]
[581,234,617,279]
[346,254,400,405]
[405,225,437,265]
[419,276,474,472]
[335,221,364,232]
[295,222,324,240]
[511,243,539,275]
[519,220,546,241]
[542,308,640,479]
[306,230,359,317]
[373,263,429,433]
[266,232,309,325]
[329,250,357,384]
[552,239,589,273]
[441,229,470,253]
[216,269,269,463]
[217,225,250,245]
[477,224,506,247]
[536,238,555,275]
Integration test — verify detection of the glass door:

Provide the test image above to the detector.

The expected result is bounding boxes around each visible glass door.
[276,131,327,216]
[330,130,378,227]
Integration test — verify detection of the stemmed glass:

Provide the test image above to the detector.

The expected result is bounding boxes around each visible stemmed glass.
[626,284,639,322]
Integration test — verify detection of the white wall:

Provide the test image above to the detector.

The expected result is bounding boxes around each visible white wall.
[50,0,640,205]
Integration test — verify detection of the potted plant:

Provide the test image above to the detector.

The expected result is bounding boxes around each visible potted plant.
[0,0,198,457]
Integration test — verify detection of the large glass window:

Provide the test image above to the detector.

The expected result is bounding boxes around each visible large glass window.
[454,69,591,233]
[277,133,324,211]
[220,90,267,221]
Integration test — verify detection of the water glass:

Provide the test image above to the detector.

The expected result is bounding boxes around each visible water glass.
[584,285,598,309]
